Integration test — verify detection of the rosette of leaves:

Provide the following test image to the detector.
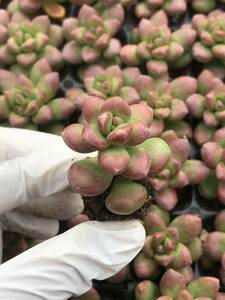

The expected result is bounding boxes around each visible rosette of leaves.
[204,210,225,285]
[135,0,187,19]
[120,11,196,78]
[192,10,225,65]
[148,131,191,207]
[7,0,75,19]
[198,127,225,205]
[133,75,196,136]
[0,58,74,128]
[62,96,173,216]
[0,10,63,70]
[62,5,123,65]
[186,70,225,139]
[135,269,220,300]
[80,65,141,104]
[134,211,203,279]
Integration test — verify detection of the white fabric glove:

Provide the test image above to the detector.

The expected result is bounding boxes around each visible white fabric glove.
[0,127,146,300]
[0,127,93,261]
[0,220,145,300]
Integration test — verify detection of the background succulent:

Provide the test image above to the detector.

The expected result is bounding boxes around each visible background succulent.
[8,0,76,19]
[204,210,225,285]
[147,130,209,210]
[120,11,196,78]
[0,10,63,70]
[192,10,225,65]
[135,0,187,19]
[134,211,203,279]
[135,269,220,300]
[0,58,75,128]
[186,70,225,145]
[62,5,123,65]
[191,0,225,13]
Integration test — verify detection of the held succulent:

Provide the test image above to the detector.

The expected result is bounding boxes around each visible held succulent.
[120,11,196,77]
[135,270,220,300]
[192,10,225,65]
[62,96,172,215]
[0,58,74,128]
[62,5,123,65]
[134,211,203,279]
[135,0,187,19]
[0,10,63,70]
[8,0,75,19]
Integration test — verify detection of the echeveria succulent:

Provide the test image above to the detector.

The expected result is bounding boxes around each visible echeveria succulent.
[135,270,220,300]
[120,11,196,77]
[134,210,203,279]
[80,65,141,104]
[191,0,217,13]
[135,75,196,136]
[147,130,210,210]
[7,0,75,19]
[192,10,225,65]
[199,128,225,205]
[0,59,74,128]
[62,5,123,64]
[204,212,225,285]
[135,0,187,19]
[187,70,225,133]
[0,10,63,69]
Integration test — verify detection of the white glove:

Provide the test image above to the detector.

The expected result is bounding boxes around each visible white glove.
[0,220,145,300]
[0,127,94,261]
[0,127,145,300]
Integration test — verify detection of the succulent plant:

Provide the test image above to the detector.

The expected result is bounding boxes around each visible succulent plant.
[0,10,63,70]
[191,0,217,13]
[134,75,196,137]
[7,0,75,19]
[134,209,203,279]
[120,11,196,78]
[192,10,225,65]
[0,58,74,128]
[135,269,220,300]
[186,70,225,137]
[62,5,123,65]
[204,211,225,285]
[62,91,174,216]
[135,0,187,19]
[146,130,209,210]
[198,128,225,205]
[79,65,141,105]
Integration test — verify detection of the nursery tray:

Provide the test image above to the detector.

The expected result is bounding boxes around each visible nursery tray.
[2,0,225,298]
[60,2,225,298]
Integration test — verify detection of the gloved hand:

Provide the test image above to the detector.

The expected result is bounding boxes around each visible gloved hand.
[0,127,145,300]
[0,127,92,261]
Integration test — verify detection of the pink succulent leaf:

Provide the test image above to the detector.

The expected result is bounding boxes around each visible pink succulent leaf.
[82,96,105,123]
[68,157,113,197]
[83,124,108,150]
[62,124,97,153]
[123,145,151,180]
[36,72,59,101]
[101,97,131,120]
[106,123,133,145]
[98,146,130,175]
[155,187,178,211]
